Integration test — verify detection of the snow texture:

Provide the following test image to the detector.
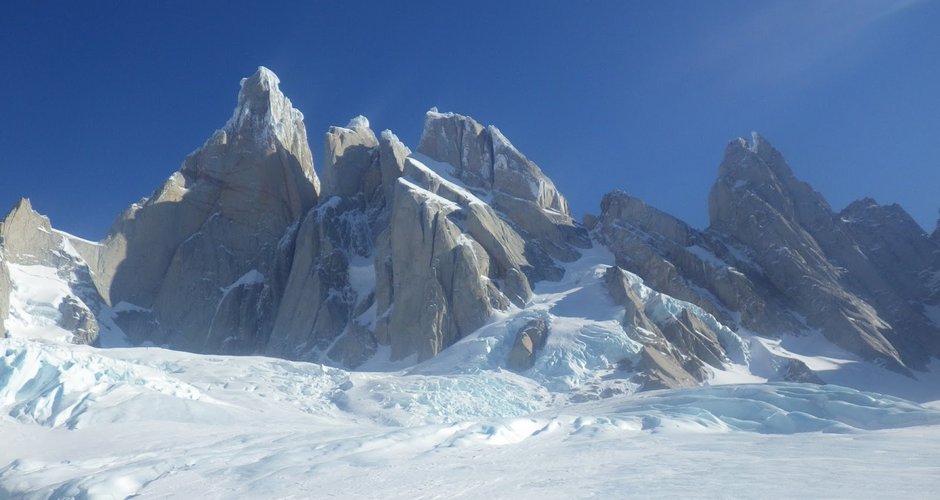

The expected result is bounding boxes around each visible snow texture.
[2,335,940,498]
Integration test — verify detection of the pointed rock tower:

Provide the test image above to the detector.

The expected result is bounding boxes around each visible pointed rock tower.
[93,67,320,352]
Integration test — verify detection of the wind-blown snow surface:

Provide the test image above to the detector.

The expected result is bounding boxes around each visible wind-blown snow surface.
[4,242,940,497]
[2,336,940,498]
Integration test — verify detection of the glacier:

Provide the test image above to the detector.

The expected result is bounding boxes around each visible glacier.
[2,334,940,498]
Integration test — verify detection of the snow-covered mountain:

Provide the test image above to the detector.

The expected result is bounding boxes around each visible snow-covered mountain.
[4,66,937,389]
[2,67,940,498]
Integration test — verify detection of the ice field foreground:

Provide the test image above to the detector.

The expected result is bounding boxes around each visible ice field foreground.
[2,337,940,499]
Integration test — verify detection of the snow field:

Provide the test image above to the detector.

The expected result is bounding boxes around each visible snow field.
[3,333,940,498]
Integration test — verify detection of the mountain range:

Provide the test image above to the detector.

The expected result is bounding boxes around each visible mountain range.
[2,66,939,395]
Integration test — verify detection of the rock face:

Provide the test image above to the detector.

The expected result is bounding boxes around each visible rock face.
[417,109,567,214]
[271,111,588,366]
[710,134,939,372]
[267,119,389,364]
[0,199,108,345]
[839,198,937,303]
[417,110,590,271]
[592,191,797,336]
[595,132,940,375]
[87,67,319,352]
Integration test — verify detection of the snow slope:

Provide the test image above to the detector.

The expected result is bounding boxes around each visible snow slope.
[2,336,940,498]
[5,260,129,349]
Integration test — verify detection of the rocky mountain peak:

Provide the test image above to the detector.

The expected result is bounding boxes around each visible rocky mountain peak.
[717,133,789,191]
[230,67,281,126]
[599,190,694,246]
[322,116,380,199]
[174,65,318,200]
[843,196,880,211]
[345,115,371,131]
[3,198,47,228]
[711,132,836,238]
[90,67,321,352]
[704,133,940,373]
[9,197,33,213]
[1,198,55,262]
[417,109,569,215]
[218,67,314,179]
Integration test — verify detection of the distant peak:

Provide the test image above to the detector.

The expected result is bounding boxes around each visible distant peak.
[842,197,910,218]
[854,197,880,207]
[723,132,790,175]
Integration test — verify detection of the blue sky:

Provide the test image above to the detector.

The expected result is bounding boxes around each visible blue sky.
[1,0,938,239]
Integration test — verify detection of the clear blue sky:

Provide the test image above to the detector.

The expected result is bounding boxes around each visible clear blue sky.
[1,0,938,239]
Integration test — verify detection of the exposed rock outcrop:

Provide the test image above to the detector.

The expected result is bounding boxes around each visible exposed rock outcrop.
[507,318,549,371]
[0,71,593,369]
[58,296,99,346]
[630,346,699,391]
[2,199,71,265]
[603,264,826,389]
